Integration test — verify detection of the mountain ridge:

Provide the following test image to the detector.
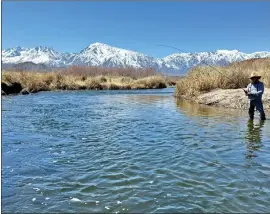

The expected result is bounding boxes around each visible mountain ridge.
[2,42,270,74]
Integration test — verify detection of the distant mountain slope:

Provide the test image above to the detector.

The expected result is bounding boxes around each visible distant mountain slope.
[2,43,270,74]
[2,62,51,71]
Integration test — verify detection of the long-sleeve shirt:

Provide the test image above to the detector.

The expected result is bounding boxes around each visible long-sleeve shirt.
[246,81,264,101]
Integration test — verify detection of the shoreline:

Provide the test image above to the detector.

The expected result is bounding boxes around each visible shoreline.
[2,71,177,96]
[1,84,170,96]
[176,88,270,112]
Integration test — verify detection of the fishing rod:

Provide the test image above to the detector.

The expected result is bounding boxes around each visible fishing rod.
[157,44,258,104]
[157,44,236,82]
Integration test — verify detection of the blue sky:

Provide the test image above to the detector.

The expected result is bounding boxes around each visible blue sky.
[2,1,270,58]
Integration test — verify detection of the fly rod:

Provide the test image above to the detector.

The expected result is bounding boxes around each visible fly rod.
[157,44,237,82]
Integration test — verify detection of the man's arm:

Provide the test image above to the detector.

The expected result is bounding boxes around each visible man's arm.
[257,82,264,95]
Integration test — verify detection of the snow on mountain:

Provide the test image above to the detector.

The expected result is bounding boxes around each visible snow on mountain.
[2,43,270,74]
[2,46,71,67]
[67,42,158,69]
[160,49,270,74]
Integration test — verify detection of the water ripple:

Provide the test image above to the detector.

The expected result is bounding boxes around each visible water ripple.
[2,88,270,213]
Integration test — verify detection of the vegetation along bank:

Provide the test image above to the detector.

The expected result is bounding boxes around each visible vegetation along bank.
[1,66,180,95]
[175,58,270,111]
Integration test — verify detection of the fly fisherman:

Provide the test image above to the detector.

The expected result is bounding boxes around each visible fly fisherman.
[243,72,266,120]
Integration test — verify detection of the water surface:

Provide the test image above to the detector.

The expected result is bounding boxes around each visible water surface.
[2,88,270,213]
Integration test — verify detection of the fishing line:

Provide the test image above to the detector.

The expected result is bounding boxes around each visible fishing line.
[157,44,264,113]
[156,44,236,82]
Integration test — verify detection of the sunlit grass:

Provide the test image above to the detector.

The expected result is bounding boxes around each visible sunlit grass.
[175,58,270,97]
[2,67,169,94]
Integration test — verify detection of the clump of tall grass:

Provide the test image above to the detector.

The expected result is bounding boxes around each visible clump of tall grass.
[2,67,168,95]
[161,76,184,86]
[132,76,167,89]
[175,58,270,97]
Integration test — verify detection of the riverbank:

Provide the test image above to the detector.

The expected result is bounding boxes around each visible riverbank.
[1,68,180,95]
[175,58,270,111]
[178,88,270,111]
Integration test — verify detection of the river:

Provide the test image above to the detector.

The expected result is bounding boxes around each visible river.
[2,88,270,213]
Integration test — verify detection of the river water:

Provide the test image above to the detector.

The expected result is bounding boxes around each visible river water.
[2,88,270,213]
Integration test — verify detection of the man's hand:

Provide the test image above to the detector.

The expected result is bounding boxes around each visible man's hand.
[243,88,248,95]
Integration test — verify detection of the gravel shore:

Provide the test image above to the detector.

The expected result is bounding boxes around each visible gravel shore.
[179,88,270,111]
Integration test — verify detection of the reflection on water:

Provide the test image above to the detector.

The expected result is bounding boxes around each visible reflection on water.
[120,94,171,105]
[175,98,243,118]
[2,89,270,213]
[245,120,265,159]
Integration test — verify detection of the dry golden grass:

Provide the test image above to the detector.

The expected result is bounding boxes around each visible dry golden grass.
[2,70,167,94]
[61,66,160,79]
[164,76,184,86]
[175,58,270,97]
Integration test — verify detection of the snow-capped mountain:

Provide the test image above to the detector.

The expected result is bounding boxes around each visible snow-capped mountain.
[2,43,270,74]
[68,43,158,69]
[2,46,72,67]
[161,50,270,74]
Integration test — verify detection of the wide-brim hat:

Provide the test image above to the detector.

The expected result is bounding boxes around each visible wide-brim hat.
[249,72,261,79]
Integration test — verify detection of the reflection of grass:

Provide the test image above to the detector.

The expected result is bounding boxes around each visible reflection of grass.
[175,98,242,117]
[2,70,168,94]
[175,58,270,97]
[176,98,220,117]
[122,95,171,105]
